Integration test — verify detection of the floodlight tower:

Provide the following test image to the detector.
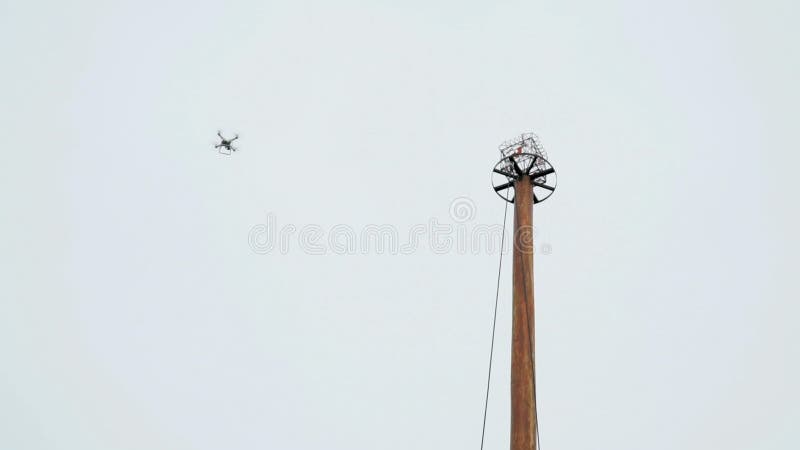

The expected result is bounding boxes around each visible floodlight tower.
[490,133,557,450]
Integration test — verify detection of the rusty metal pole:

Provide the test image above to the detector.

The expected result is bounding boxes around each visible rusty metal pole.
[491,133,555,450]
[511,174,536,450]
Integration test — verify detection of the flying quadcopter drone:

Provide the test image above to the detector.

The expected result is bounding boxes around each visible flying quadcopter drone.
[214,130,239,155]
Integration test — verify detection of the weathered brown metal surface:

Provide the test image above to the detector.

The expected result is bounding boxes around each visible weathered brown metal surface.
[511,175,536,450]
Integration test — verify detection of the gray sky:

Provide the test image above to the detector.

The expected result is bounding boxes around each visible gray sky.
[1,1,799,449]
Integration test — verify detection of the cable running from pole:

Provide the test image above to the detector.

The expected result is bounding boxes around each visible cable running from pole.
[480,201,509,450]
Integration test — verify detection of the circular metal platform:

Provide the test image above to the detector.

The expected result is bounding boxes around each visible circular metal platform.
[491,153,557,204]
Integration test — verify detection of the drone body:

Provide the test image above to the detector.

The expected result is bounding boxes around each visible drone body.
[215,131,239,154]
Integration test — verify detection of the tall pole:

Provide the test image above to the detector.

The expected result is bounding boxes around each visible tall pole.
[511,175,536,450]
[491,133,557,450]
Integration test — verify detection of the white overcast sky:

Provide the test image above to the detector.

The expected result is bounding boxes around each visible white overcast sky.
[1,1,799,449]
